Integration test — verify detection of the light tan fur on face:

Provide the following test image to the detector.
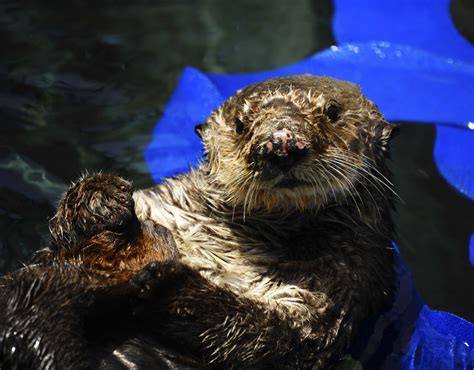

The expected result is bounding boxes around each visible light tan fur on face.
[198,75,395,213]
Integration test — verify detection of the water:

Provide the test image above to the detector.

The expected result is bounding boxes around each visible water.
[0,0,473,324]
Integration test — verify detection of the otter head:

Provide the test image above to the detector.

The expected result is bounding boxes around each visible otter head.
[199,75,397,212]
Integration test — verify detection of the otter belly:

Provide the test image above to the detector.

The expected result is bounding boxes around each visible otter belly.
[133,183,321,318]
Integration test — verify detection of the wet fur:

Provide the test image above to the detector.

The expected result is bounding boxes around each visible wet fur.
[0,75,397,369]
[134,76,397,367]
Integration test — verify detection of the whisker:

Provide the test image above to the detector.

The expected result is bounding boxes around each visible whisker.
[326,151,400,201]
[330,156,389,199]
[324,159,363,217]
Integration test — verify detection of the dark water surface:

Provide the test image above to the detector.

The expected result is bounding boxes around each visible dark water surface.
[0,0,473,322]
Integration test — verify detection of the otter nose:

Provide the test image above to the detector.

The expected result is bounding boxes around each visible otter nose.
[265,128,307,169]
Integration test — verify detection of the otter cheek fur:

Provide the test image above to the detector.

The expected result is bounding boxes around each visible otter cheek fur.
[132,75,398,368]
[201,75,395,212]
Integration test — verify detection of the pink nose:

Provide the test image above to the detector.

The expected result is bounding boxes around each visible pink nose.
[266,128,306,156]
[272,128,292,154]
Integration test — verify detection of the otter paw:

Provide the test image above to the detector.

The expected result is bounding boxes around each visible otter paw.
[50,173,135,249]
[131,261,188,299]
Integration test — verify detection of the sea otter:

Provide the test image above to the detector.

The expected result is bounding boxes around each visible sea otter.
[0,75,398,369]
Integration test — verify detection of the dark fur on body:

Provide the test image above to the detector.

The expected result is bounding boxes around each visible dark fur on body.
[0,75,398,369]
[1,174,201,369]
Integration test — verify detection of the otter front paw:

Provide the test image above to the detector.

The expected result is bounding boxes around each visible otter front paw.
[132,261,185,298]
[49,173,136,250]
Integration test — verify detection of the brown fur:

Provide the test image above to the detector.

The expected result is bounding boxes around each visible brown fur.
[197,75,395,211]
[33,174,177,277]
[1,75,398,369]
[132,75,398,368]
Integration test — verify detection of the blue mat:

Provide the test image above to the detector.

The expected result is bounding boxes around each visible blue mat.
[144,0,474,368]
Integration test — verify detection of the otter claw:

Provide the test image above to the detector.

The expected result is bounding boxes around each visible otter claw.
[132,261,184,299]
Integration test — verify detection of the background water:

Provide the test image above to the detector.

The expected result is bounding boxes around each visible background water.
[0,0,473,322]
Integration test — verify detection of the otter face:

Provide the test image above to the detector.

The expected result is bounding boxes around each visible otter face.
[201,75,397,212]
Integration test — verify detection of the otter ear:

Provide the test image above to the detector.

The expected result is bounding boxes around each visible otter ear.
[375,122,399,159]
[194,123,205,139]
[381,122,400,142]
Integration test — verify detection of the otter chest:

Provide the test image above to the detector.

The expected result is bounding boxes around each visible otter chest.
[134,188,323,302]
[175,215,279,294]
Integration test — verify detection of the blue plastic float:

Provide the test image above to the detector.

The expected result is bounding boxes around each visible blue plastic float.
[144,0,474,368]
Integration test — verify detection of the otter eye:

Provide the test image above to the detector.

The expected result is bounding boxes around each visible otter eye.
[235,118,245,134]
[325,105,339,122]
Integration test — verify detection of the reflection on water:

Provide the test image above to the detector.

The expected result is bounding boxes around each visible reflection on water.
[0,148,67,204]
[0,0,473,322]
